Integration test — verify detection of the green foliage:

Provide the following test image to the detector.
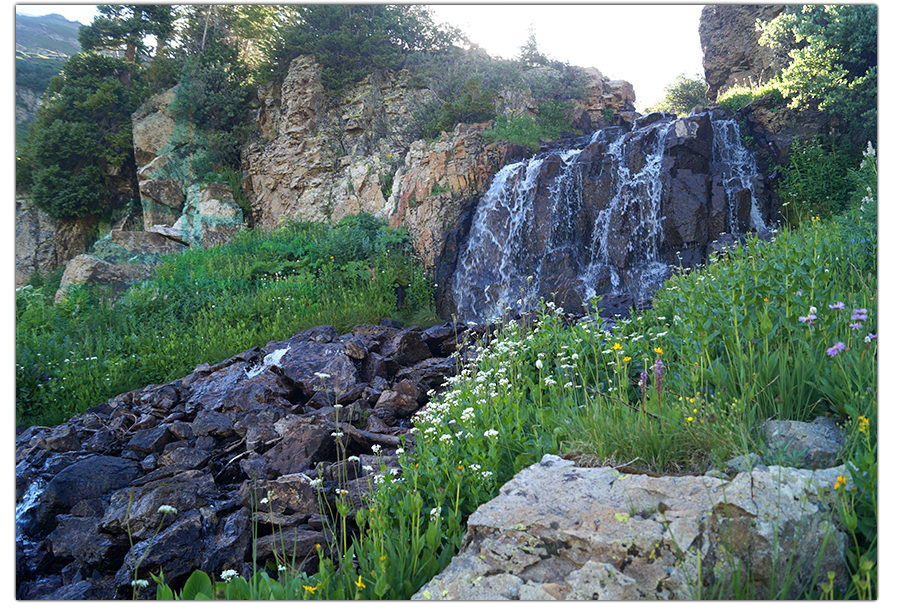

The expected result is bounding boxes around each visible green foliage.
[645,73,709,116]
[420,76,497,138]
[775,135,860,223]
[18,52,146,217]
[258,5,463,92]
[716,81,784,112]
[78,4,175,63]
[15,214,434,427]
[757,5,877,144]
[15,55,66,94]
[517,24,548,68]
[483,109,559,153]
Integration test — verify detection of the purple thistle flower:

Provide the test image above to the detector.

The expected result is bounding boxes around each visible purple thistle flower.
[826,342,847,357]
[639,371,649,407]
[829,302,846,310]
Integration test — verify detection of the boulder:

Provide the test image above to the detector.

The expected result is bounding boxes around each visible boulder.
[414,455,850,601]
[54,254,154,303]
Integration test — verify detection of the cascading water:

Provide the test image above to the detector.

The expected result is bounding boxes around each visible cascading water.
[450,114,768,323]
[579,119,673,304]
[712,117,767,233]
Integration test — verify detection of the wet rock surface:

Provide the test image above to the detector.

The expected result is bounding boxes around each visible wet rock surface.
[15,320,471,599]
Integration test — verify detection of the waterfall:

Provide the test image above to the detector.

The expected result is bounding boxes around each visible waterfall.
[580,119,673,304]
[449,114,767,322]
[712,117,766,233]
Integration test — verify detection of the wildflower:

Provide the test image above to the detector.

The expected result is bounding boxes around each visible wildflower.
[858,416,869,434]
[798,314,817,324]
[851,309,868,321]
[278,565,287,572]
[348,455,360,463]
[355,575,366,589]
[850,323,862,330]
[310,477,324,488]
[834,475,847,490]
[623,356,632,363]
[132,579,150,589]
[826,342,847,357]
[331,431,344,438]
[612,342,622,351]
[303,584,320,594]
[828,302,845,310]
[314,372,331,379]
[430,506,441,520]
[865,333,877,343]
[157,505,178,515]
[259,496,269,504]
[484,429,499,438]
[395,448,405,455]
[654,359,664,397]
[653,347,663,356]
[535,358,543,370]
[372,444,382,454]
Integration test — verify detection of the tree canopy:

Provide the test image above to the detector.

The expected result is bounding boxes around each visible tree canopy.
[645,73,708,116]
[259,5,463,90]
[78,4,175,63]
[758,4,876,144]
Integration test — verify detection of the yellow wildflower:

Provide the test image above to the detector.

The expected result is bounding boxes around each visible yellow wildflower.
[858,416,869,434]
[654,347,663,356]
[612,342,622,351]
[355,575,366,589]
[303,584,320,594]
[623,356,632,363]
[835,475,847,490]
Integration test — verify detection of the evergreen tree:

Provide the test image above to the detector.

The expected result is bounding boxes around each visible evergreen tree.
[78,4,175,62]
[18,52,145,218]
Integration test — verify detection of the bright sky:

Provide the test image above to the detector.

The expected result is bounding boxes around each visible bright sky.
[15,3,704,110]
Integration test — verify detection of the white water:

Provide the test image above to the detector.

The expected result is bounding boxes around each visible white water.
[712,118,766,233]
[451,116,767,322]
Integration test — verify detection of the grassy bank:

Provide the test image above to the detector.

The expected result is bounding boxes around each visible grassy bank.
[15,214,436,427]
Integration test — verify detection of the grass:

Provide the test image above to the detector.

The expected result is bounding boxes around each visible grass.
[15,214,436,427]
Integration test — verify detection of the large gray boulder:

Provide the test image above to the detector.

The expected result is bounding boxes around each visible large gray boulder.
[414,454,850,601]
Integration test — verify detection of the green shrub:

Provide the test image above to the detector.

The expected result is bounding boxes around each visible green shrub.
[716,81,784,112]
[776,135,860,223]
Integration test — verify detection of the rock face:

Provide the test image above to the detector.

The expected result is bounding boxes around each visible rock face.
[414,454,850,601]
[132,87,246,249]
[15,320,471,600]
[15,197,106,287]
[699,5,788,101]
[243,55,636,270]
[445,110,780,322]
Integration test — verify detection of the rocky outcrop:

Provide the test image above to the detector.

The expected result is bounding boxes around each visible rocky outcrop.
[131,87,246,249]
[414,454,850,601]
[15,320,472,600]
[244,55,635,270]
[699,5,788,101]
[15,197,102,287]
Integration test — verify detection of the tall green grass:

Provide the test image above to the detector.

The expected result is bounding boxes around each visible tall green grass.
[15,214,436,427]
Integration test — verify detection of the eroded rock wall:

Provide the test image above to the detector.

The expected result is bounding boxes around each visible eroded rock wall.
[699,5,787,101]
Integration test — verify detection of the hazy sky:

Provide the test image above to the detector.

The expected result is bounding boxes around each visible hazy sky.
[15,3,705,110]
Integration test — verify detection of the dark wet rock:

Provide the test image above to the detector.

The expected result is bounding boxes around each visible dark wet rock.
[30,456,142,536]
[263,424,335,477]
[380,326,432,366]
[395,357,459,391]
[101,470,218,539]
[253,527,326,572]
[47,515,128,568]
[240,472,319,515]
[126,425,173,454]
[40,425,82,452]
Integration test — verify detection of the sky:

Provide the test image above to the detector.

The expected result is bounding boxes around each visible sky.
[14,3,705,110]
